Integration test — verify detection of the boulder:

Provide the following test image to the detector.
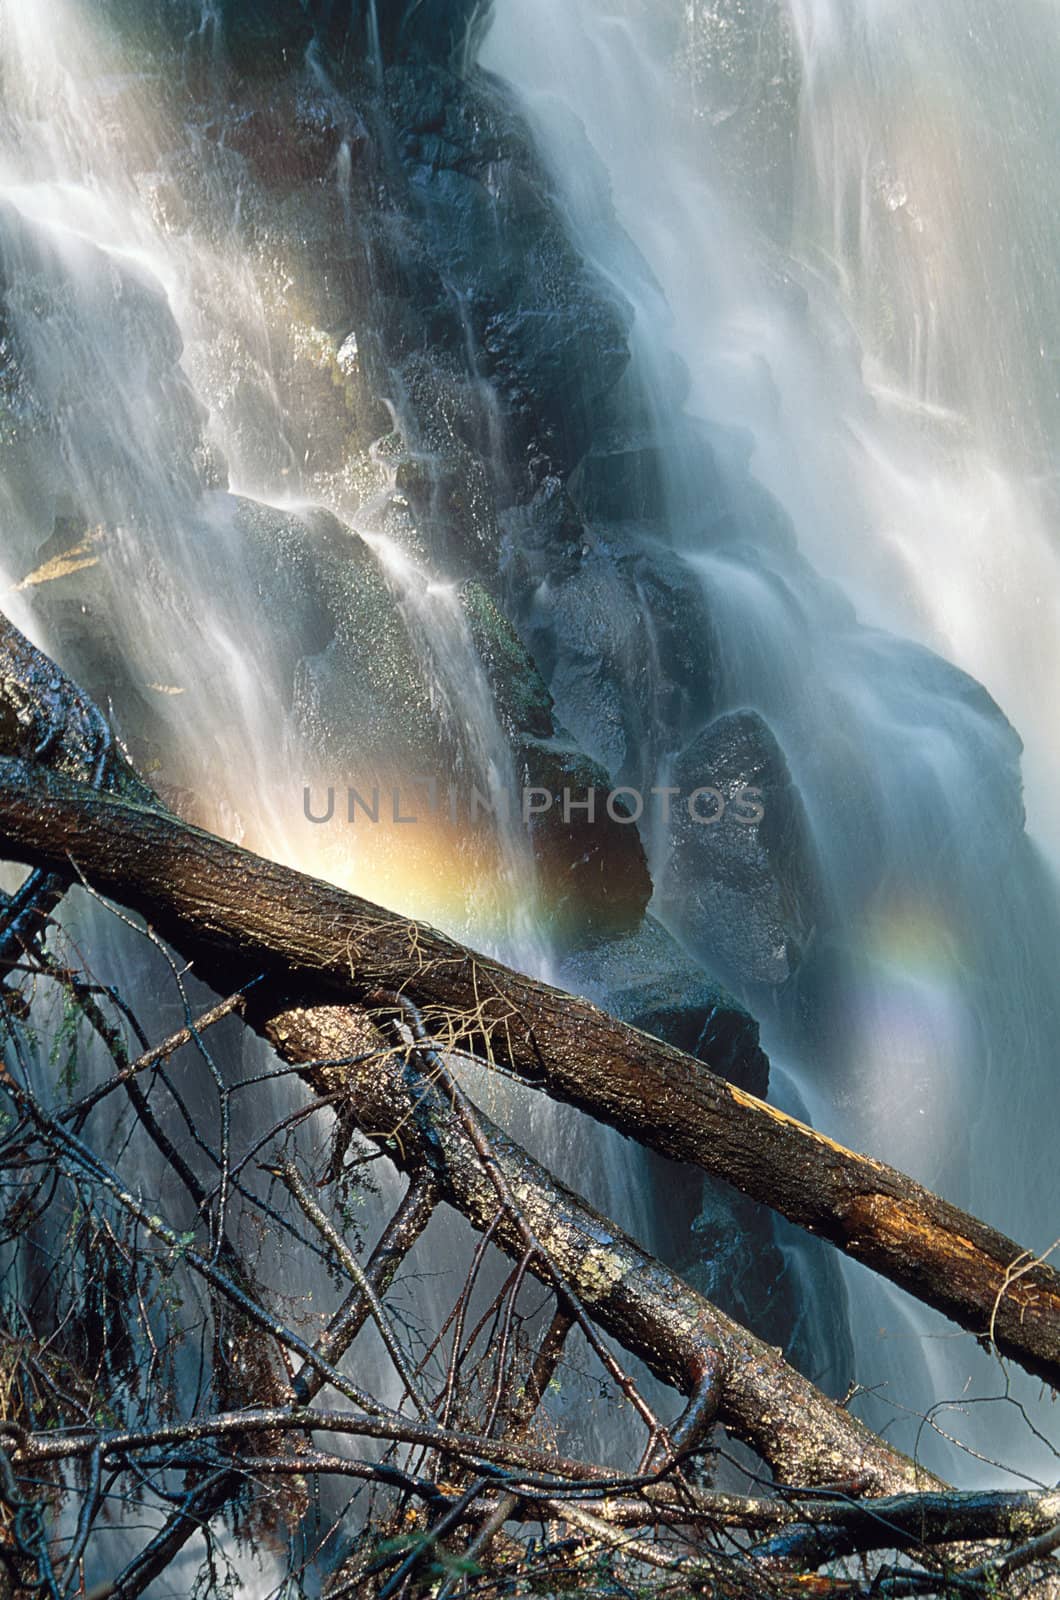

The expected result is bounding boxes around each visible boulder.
[518,734,652,941]
[461,580,652,938]
[510,526,717,787]
[560,913,768,1097]
[661,708,821,987]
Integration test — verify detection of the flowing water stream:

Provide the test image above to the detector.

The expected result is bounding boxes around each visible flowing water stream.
[483,0,1060,1482]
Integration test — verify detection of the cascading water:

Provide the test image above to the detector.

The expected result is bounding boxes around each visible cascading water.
[3,0,1060,1588]
[0,0,546,944]
[0,13,666,1584]
[483,0,1060,1480]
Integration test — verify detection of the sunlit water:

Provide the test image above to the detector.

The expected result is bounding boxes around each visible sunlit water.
[484,0,1060,1482]
[0,7,655,1587]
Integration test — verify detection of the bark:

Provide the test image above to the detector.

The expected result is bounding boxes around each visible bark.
[0,607,940,1499]
[261,999,936,1496]
[1,756,1059,1391]
[10,617,1060,1588]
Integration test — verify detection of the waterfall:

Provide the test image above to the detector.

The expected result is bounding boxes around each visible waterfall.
[0,12,665,1579]
[0,0,542,952]
[483,0,1060,1482]
[2,1,1059,1588]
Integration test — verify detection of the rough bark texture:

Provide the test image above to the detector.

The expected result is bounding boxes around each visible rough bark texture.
[1,757,1058,1393]
[263,1001,935,1495]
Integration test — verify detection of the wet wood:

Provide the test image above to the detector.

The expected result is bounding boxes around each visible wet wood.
[1,755,1059,1392]
[261,999,934,1495]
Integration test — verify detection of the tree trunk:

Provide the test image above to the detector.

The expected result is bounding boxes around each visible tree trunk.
[2,755,1058,1392]
[261,998,938,1496]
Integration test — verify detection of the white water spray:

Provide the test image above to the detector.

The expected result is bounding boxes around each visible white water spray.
[484,0,1060,1481]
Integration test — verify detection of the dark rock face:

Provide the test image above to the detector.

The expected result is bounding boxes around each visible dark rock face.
[561,914,768,1098]
[204,0,499,79]
[218,102,353,185]
[461,580,652,938]
[167,38,634,571]
[379,61,634,500]
[209,4,314,74]
[101,0,493,81]
[98,2,313,77]
[662,709,821,987]
[316,0,494,71]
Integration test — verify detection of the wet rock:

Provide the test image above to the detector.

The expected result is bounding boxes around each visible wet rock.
[383,63,634,484]
[460,579,553,740]
[228,498,442,778]
[211,6,314,77]
[235,500,652,940]
[561,913,768,1096]
[390,354,503,572]
[480,289,632,478]
[511,526,717,788]
[12,526,163,783]
[661,709,821,987]
[518,734,652,941]
[502,475,586,581]
[145,15,636,575]
[566,399,729,533]
[567,427,666,525]
[218,95,359,187]
[685,1179,819,1369]
[461,579,652,937]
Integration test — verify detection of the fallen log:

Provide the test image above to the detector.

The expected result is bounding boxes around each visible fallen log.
[1,754,1058,1392]
[271,998,943,1493]
[15,615,1060,1591]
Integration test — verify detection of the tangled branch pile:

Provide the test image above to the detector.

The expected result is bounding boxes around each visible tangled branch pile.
[2,612,1059,1598]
